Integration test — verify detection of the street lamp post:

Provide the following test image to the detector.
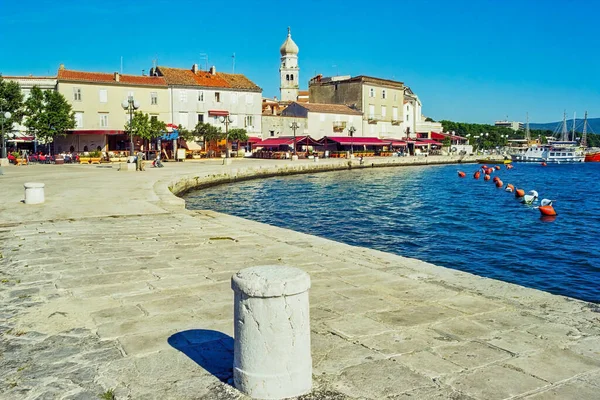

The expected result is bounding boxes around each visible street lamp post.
[220,115,234,163]
[1,109,12,160]
[121,96,140,156]
[348,126,356,156]
[289,121,300,158]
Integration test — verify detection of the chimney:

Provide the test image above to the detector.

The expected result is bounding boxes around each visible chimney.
[114,72,120,82]
[59,63,65,70]
[209,65,216,75]
[142,69,146,76]
[192,64,199,73]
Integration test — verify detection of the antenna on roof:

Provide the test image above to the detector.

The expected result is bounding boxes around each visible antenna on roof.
[232,53,235,74]
[199,53,209,71]
[120,56,123,74]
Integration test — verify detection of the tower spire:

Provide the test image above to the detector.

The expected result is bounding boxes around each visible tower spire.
[288,26,291,36]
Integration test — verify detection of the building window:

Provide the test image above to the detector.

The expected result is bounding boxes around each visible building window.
[246,94,253,104]
[245,115,253,127]
[382,90,386,99]
[198,91,204,102]
[407,105,409,111]
[197,114,204,123]
[369,88,374,98]
[290,74,294,81]
[180,90,187,103]
[393,107,398,121]
[99,113,108,128]
[99,89,107,103]
[270,130,275,137]
[231,93,237,104]
[381,106,387,118]
[74,112,84,128]
[215,92,221,103]
[150,115,158,122]
[319,113,325,122]
[286,74,290,81]
[151,92,158,105]
[406,114,409,121]
[369,104,375,118]
[73,88,81,101]
[179,112,189,128]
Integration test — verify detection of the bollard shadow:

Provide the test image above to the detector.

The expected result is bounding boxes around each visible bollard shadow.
[168,329,234,383]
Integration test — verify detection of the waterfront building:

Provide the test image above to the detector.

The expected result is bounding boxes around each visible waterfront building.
[281,102,362,140]
[2,75,57,146]
[308,74,405,138]
[154,64,262,138]
[495,120,524,131]
[55,65,169,153]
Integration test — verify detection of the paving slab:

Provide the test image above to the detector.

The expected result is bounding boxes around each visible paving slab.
[1,158,599,399]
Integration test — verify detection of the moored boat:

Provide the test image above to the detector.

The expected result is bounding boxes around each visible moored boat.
[585,151,600,162]
[476,158,512,164]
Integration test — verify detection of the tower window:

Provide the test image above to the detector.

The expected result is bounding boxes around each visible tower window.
[286,74,290,81]
[290,74,294,81]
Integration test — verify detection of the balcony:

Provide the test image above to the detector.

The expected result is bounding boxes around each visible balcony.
[391,119,401,126]
[368,117,378,124]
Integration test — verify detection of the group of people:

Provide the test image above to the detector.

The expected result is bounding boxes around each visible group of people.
[133,152,163,170]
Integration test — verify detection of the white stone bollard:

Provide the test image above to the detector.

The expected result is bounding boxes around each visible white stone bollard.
[24,182,45,204]
[291,155,299,162]
[231,265,312,399]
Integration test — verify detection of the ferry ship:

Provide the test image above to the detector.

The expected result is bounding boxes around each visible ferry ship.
[511,142,585,163]
[510,112,585,163]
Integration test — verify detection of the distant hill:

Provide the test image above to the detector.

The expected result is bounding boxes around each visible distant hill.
[529,118,600,134]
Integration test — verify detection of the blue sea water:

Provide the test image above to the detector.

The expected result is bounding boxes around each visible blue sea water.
[184,163,600,303]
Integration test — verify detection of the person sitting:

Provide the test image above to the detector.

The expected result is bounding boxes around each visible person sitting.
[153,156,164,168]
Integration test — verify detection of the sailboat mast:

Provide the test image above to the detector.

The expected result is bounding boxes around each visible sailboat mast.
[582,111,588,147]
[525,112,530,141]
[561,111,568,141]
[571,112,576,142]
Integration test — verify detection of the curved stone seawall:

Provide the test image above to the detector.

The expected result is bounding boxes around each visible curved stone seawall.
[168,154,478,198]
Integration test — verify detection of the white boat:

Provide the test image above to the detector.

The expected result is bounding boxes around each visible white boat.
[510,112,585,163]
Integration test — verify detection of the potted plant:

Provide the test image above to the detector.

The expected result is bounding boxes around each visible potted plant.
[79,152,91,164]
[89,150,102,164]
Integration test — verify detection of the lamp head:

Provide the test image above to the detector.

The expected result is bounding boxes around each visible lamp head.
[121,100,129,109]
[133,100,140,109]
[4,111,12,119]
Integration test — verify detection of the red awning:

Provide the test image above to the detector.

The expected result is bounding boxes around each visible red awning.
[416,138,443,145]
[247,136,261,144]
[67,130,125,135]
[431,132,468,141]
[382,138,407,146]
[253,136,321,148]
[319,136,387,146]
[208,110,229,116]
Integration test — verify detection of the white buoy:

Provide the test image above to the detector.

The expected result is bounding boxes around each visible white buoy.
[231,265,312,399]
[24,182,45,204]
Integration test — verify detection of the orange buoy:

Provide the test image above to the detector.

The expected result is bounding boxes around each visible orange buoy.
[515,189,525,198]
[481,165,488,170]
[484,174,491,181]
[505,183,514,192]
[474,171,481,179]
[539,205,557,216]
[493,176,500,182]
[486,168,494,175]
[495,179,503,188]
[494,165,501,170]
[458,171,466,178]
[506,164,513,169]
[541,162,547,166]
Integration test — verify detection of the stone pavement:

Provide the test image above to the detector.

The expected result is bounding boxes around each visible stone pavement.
[1,157,599,399]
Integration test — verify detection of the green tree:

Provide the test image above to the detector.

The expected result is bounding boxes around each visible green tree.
[194,122,222,146]
[125,111,151,140]
[23,86,45,139]
[228,128,248,142]
[24,89,75,145]
[0,76,24,128]
[176,124,195,142]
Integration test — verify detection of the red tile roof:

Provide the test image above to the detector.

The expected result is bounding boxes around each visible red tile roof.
[57,69,167,86]
[156,66,261,91]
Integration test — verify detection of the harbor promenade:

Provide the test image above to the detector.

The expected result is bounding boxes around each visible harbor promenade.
[1,156,599,399]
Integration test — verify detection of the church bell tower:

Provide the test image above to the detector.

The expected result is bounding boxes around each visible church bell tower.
[279,27,299,102]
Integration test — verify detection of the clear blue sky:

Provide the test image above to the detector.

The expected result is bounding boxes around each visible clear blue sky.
[2,0,599,124]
